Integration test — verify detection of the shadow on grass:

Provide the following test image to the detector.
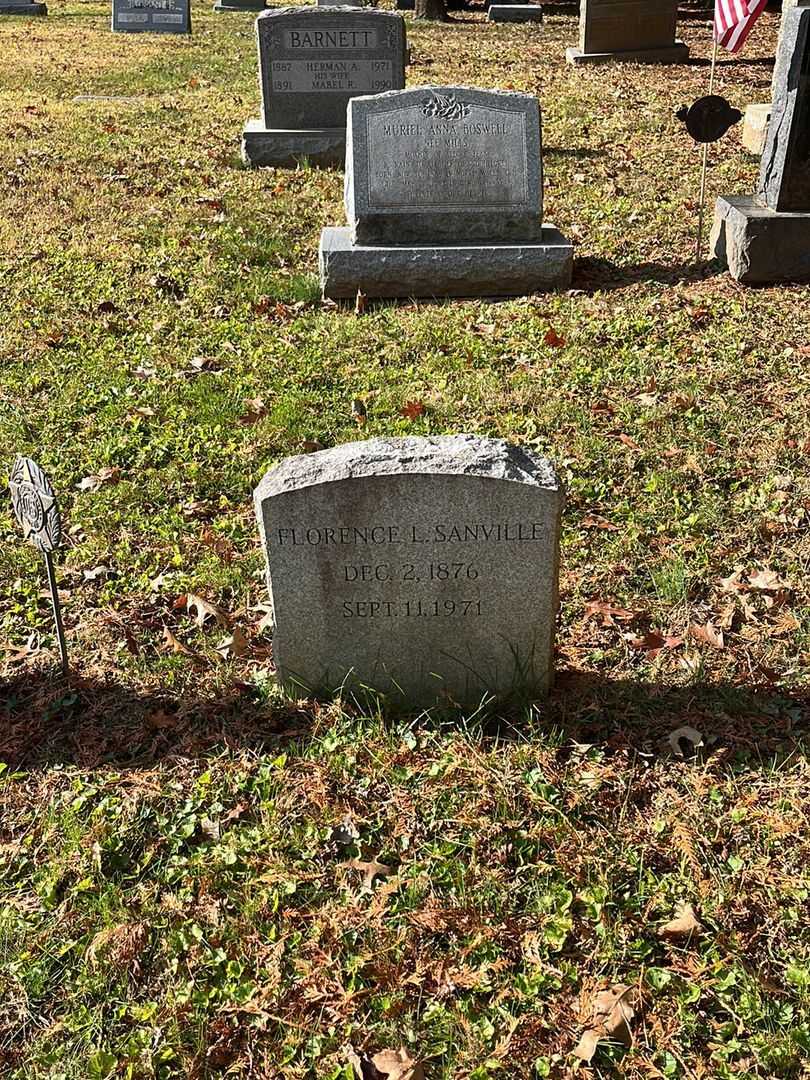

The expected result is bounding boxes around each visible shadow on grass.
[2,664,805,771]
[573,254,722,290]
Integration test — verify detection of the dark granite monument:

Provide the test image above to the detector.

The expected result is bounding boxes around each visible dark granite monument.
[712,0,810,282]
[242,7,407,168]
[112,0,190,32]
[566,0,688,65]
[0,0,47,15]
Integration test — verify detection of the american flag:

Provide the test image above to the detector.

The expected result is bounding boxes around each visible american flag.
[714,0,769,53]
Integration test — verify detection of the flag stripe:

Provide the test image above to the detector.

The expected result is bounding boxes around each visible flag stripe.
[714,0,768,53]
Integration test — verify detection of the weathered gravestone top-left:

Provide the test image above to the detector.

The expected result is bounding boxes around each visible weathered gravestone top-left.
[242,7,407,167]
[254,435,564,708]
[112,0,190,33]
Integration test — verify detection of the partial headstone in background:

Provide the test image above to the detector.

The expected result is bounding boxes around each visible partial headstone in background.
[254,435,564,708]
[318,0,376,7]
[712,0,810,282]
[488,3,543,22]
[215,0,265,15]
[0,0,47,14]
[242,7,407,168]
[320,85,573,297]
[742,102,771,154]
[112,0,190,33]
[566,0,688,64]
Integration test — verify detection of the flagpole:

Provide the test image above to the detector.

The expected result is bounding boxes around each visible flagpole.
[694,40,719,261]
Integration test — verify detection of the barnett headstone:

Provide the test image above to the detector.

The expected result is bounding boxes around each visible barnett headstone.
[320,85,573,297]
[566,0,688,64]
[242,7,407,167]
[112,0,190,32]
[712,0,810,281]
[254,435,563,708]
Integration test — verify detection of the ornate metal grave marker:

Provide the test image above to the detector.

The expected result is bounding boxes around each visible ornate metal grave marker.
[8,455,69,675]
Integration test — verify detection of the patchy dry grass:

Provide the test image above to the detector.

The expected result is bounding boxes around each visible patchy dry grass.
[1,2,809,1077]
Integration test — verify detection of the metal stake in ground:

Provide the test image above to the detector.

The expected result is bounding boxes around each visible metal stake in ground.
[8,455,69,676]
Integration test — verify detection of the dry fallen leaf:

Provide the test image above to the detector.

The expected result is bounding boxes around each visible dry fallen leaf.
[351,398,368,424]
[748,568,791,593]
[400,400,426,420]
[668,725,704,757]
[342,858,395,892]
[86,922,147,973]
[239,397,268,426]
[573,984,636,1062]
[689,621,725,650]
[658,903,703,941]
[216,627,249,660]
[584,600,636,626]
[174,592,229,628]
[347,1047,424,1080]
[162,627,199,658]
[77,466,121,492]
[543,326,566,347]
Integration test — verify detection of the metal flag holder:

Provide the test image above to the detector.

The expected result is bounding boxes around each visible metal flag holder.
[8,455,69,676]
[676,42,742,261]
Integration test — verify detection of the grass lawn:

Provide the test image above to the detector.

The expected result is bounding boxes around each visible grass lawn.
[1,1,809,1076]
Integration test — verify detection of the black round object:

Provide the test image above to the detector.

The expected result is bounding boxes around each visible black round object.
[676,95,743,144]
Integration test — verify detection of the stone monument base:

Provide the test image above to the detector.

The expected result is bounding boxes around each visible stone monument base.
[488,4,542,21]
[319,226,573,299]
[0,2,47,12]
[566,41,688,64]
[711,195,810,285]
[241,119,344,168]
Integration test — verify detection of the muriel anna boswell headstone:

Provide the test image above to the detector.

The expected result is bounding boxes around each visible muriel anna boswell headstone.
[712,0,810,283]
[112,0,190,33]
[242,7,407,168]
[566,0,688,64]
[254,435,564,708]
[319,85,573,298]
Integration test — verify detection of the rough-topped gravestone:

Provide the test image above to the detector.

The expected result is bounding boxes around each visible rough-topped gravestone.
[112,0,190,32]
[321,86,573,296]
[566,0,688,64]
[242,7,407,167]
[712,0,810,282]
[320,85,573,297]
[0,0,47,15]
[215,0,265,15]
[254,436,563,707]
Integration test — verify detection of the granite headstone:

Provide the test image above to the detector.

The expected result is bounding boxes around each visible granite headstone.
[567,0,688,64]
[712,0,810,282]
[254,435,563,707]
[320,85,573,297]
[112,0,190,32]
[242,7,407,167]
[0,0,47,14]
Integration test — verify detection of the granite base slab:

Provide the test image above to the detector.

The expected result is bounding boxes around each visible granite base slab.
[0,2,47,12]
[488,5,542,21]
[241,119,344,168]
[711,195,810,285]
[319,226,573,299]
[566,41,688,64]
[215,0,265,10]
